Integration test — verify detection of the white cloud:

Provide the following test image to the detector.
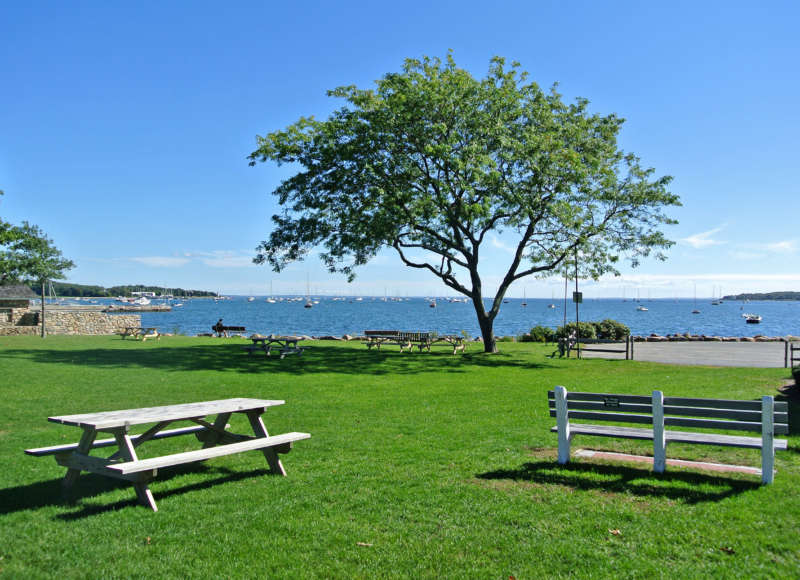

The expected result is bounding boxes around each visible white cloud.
[679,227,726,249]
[765,240,797,254]
[188,251,256,268]
[130,256,191,267]
[728,251,765,261]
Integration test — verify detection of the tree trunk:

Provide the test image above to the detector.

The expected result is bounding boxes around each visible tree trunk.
[40,280,46,338]
[474,308,497,353]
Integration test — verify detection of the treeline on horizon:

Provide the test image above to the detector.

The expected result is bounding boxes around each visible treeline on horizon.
[31,282,217,298]
[722,291,800,301]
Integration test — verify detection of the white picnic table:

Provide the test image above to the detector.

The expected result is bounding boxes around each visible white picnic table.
[25,398,310,511]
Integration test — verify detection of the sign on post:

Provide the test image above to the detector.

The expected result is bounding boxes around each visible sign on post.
[572,292,583,303]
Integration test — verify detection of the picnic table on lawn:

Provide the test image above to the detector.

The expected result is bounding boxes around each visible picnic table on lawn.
[244,335,307,358]
[363,330,466,354]
[120,327,160,341]
[24,398,310,511]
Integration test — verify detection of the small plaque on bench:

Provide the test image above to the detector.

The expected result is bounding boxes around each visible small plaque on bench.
[603,396,620,408]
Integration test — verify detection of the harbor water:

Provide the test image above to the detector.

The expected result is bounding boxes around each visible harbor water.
[107,296,800,338]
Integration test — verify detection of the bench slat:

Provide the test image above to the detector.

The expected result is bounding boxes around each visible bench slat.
[663,396,787,412]
[107,432,311,474]
[664,416,786,433]
[548,390,652,405]
[25,425,209,456]
[547,399,788,425]
[549,409,654,425]
[549,424,788,449]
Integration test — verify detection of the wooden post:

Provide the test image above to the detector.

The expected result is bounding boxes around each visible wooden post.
[625,336,630,360]
[761,395,775,484]
[652,391,666,474]
[555,386,571,464]
[786,341,789,368]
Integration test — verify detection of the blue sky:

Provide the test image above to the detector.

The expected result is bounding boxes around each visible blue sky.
[1,1,798,298]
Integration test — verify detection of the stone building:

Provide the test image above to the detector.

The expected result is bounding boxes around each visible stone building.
[0,284,140,336]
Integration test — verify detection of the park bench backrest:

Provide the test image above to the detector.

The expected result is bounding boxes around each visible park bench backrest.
[547,390,789,434]
[365,330,399,337]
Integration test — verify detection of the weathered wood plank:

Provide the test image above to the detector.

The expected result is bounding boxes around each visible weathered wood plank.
[663,396,772,411]
[107,432,311,475]
[48,398,284,430]
[547,391,652,405]
[25,425,210,456]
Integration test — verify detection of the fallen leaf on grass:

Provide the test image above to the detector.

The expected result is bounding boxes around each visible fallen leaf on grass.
[144,537,151,545]
[356,542,373,547]
[720,546,735,555]
[609,529,622,536]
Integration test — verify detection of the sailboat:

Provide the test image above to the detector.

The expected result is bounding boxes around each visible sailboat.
[522,288,527,307]
[304,275,313,308]
[266,281,276,303]
[548,289,556,308]
[692,283,700,314]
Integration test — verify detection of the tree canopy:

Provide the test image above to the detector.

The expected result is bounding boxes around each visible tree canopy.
[1,192,75,337]
[248,54,680,352]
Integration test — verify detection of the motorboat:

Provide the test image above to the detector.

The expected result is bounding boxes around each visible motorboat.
[636,305,648,311]
[743,313,762,323]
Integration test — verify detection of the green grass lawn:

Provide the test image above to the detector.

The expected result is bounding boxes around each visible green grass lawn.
[1,335,798,578]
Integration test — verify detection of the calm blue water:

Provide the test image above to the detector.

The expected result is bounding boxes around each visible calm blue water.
[111,296,800,338]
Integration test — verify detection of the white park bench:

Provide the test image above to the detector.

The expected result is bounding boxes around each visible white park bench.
[549,386,788,484]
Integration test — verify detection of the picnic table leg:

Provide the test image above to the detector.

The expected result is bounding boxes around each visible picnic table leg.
[113,430,158,511]
[245,410,286,476]
[62,427,98,489]
[200,413,233,448]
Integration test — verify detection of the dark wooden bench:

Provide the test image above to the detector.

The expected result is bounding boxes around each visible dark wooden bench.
[212,324,247,337]
[566,337,633,359]
[548,386,788,484]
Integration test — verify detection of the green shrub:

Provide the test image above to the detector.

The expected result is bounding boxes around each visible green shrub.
[556,321,597,340]
[557,319,629,341]
[596,318,630,340]
[527,325,555,343]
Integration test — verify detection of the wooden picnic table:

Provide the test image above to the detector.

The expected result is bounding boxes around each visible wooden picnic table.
[363,331,466,354]
[25,398,310,511]
[244,335,307,358]
[120,326,160,341]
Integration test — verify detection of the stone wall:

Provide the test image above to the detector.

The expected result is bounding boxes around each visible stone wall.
[0,306,140,336]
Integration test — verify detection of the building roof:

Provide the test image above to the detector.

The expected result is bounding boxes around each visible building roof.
[0,284,38,299]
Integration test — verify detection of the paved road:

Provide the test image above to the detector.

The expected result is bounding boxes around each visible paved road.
[578,341,792,368]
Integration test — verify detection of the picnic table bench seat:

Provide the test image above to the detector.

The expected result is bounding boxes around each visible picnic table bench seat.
[24,425,210,456]
[549,386,788,484]
[107,432,311,475]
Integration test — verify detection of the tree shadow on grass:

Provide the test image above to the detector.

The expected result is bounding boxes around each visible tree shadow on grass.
[476,460,760,504]
[0,342,553,376]
[0,464,271,519]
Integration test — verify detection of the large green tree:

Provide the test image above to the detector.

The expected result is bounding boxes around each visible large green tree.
[248,55,680,352]
[1,192,75,337]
